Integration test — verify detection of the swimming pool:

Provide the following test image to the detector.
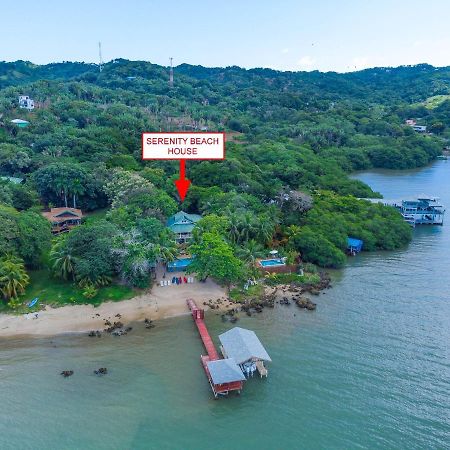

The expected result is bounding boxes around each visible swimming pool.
[259,258,286,267]
[167,258,194,272]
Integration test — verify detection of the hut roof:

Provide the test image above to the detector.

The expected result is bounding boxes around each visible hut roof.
[206,358,246,385]
[42,207,83,223]
[218,327,272,365]
[166,211,201,234]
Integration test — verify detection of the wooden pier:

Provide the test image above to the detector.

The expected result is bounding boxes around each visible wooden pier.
[186,299,244,398]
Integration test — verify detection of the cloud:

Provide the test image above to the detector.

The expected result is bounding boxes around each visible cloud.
[281,48,289,54]
[297,55,316,70]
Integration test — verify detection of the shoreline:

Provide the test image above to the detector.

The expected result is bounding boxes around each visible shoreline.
[0,274,332,338]
[0,279,229,338]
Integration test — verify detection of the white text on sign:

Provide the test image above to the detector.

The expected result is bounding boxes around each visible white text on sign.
[142,132,225,160]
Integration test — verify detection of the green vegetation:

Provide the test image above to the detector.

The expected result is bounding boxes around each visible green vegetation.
[1,269,135,313]
[287,192,413,267]
[0,255,30,301]
[0,60,448,308]
[188,231,244,286]
[264,272,321,286]
[229,284,265,303]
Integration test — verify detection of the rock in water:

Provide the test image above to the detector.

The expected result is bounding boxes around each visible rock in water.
[60,370,74,377]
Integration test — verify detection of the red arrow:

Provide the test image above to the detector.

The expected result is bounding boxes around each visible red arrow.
[174,159,191,202]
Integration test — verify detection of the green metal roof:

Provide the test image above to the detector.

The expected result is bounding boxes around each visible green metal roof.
[1,176,23,184]
[167,211,201,234]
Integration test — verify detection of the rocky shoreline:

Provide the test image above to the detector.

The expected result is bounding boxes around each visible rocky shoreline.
[202,271,332,322]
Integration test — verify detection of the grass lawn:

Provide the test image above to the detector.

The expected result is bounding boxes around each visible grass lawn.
[229,284,265,303]
[0,269,137,314]
[264,272,321,286]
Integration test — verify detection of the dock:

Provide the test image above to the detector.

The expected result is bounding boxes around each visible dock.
[186,299,245,398]
[362,196,445,226]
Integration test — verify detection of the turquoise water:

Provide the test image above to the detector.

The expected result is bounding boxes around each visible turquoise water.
[260,258,285,267]
[167,257,193,270]
[1,162,450,449]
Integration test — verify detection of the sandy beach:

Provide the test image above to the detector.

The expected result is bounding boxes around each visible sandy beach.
[0,279,228,338]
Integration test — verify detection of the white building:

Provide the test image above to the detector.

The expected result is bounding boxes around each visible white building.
[18,95,34,110]
[412,125,427,133]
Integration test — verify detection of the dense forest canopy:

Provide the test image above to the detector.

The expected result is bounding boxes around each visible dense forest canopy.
[0,59,448,304]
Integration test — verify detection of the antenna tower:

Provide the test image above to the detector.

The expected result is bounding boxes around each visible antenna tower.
[98,42,103,72]
[169,57,174,87]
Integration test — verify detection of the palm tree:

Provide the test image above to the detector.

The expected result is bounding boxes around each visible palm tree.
[285,225,302,245]
[71,177,85,209]
[50,238,76,281]
[0,256,30,301]
[257,217,276,245]
[238,212,256,243]
[55,176,68,207]
[158,241,177,264]
[228,213,241,244]
[236,240,265,265]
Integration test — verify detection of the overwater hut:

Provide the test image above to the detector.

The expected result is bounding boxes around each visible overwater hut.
[219,327,272,378]
[187,299,245,397]
[206,359,246,390]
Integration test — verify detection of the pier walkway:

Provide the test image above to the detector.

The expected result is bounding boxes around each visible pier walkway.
[186,299,244,397]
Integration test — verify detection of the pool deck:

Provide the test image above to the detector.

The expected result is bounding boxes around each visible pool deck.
[256,259,299,274]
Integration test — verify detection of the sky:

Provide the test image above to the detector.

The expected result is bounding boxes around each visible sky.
[1,0,449,72]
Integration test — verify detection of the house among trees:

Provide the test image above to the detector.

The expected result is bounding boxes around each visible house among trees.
[10,118,30,128]
[166,211,201,243]
[0,176,23,184]
[18,95,35,110]
[405,119,427,133]
[42,207,83,234]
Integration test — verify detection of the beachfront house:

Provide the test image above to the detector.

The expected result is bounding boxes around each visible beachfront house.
[166,211,201,244]
[42,207,83,234]
[219,327,272,378]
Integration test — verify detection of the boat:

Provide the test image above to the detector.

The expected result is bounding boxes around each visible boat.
[391,197,445,226]
[364,196,445,226]
[27,297,39,308]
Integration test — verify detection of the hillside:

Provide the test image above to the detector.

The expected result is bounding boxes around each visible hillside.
[0,59,448,308]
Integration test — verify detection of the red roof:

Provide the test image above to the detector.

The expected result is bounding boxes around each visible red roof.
[42,207,83,223]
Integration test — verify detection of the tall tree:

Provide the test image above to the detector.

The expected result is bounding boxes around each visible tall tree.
[50,236,76,281]
[188,232,244,286]
[0,255,30,301]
